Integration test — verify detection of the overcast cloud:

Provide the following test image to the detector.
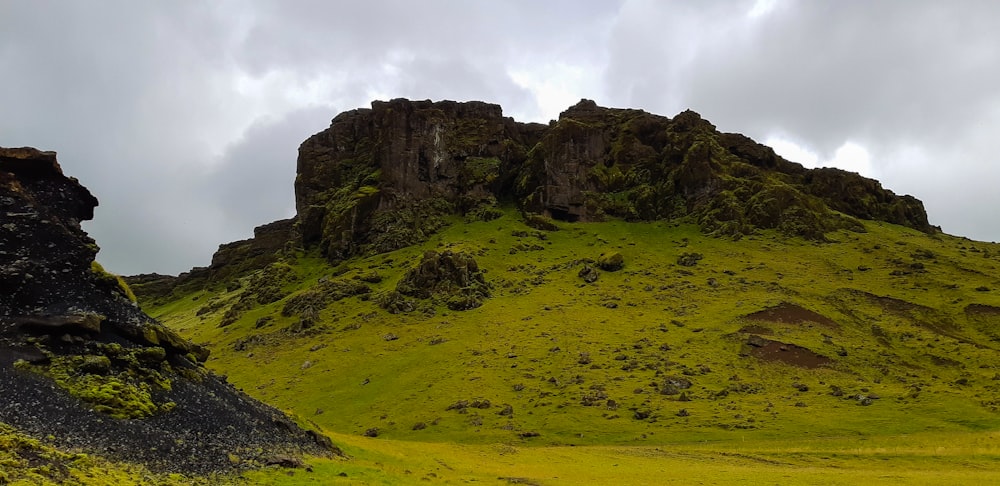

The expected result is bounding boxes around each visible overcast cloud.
[2,0,998,275]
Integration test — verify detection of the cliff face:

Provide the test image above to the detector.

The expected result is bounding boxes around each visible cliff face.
[294,98,931,261]
[134,98,933,297]
[294,99,547,259]
[0,147,334,473]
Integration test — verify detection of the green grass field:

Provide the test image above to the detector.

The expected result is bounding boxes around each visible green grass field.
[127,209,1000,483]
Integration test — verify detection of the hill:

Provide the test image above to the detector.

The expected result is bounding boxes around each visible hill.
[5,99,1000,484]
[129,100,1000,483]
[0,147,335,484]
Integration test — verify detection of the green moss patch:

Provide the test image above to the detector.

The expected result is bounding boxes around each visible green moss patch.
[16,344,175,420]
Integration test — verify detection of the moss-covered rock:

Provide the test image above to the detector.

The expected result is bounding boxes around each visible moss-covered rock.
[597,252,624,271]
[391,250,491,311]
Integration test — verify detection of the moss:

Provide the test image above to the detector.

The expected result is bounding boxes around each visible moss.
[597,252,624,271]
[90,261,137,302]
[18,347,175,420]
[391,250,491,311]
[362,197,454,255]
[461,157,501,186]
[523,213,559,231]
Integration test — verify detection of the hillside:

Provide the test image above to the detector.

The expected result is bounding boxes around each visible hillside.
[128,100,1000,483]
[0,147,335,484]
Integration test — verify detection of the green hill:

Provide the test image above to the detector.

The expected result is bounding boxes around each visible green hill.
[145,210,1000,440]
[128,99,1000,483]
[7,99,1000,484]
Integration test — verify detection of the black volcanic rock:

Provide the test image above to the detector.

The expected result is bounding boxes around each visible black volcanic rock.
[0,147,336,473]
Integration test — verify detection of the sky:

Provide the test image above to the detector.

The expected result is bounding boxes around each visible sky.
[2,0,999,275]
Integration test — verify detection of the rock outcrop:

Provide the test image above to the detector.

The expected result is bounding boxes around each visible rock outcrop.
[295,98,933,262]
[140,98,935,290]
[0,147,336,473]
[128,218,296,304]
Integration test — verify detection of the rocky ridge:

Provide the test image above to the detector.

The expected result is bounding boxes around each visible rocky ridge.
[130,98,933,300]
[0,147,336,474]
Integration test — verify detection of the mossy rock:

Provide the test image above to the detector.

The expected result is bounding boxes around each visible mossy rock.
[677,252,703,267]
[597,252,624,272]
[523,213,559,231]
[392,250,491,311]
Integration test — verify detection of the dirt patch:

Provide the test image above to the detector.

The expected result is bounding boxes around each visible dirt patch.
[847,289,932,314]
[964,304,1000,340]
[965,304,1000,316]
[743,302,839,329]
[737,324,773,335]
[743,335,831,369]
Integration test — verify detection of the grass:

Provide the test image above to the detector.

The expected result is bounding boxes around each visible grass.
[0,423,206,485]
[135,208,1000,483]
[241,429,1000,485]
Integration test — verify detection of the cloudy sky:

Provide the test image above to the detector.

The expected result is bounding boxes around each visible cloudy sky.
[3,0,999,275]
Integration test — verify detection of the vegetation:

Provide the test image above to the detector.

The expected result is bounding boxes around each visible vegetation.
[91,260,137,302]
[0,423,203,485]
[132,207,1000,483]
[16,343,175,419]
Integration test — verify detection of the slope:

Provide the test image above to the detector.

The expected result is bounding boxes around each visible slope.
[146,210,1000,447]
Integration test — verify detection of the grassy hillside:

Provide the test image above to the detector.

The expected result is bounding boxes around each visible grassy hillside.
[143,209,1000,483]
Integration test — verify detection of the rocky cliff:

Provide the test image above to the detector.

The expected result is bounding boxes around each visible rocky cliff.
[296,98,932,261]
[0,147,335,473]
[132,98,933,299]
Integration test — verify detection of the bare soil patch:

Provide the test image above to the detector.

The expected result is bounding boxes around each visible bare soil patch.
[744,302,839,329]
[737,324,773,335]
[743,335,831,369]
[965,304,1000,316]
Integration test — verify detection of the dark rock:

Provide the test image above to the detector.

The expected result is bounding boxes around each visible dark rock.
[134,98,936,301]
[578,265,599,283]
[0,146,338,475]
[290,98,933,266]
[677,252,703,267]
[266,454,307,469]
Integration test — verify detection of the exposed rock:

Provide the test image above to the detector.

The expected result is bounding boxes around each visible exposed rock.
[127,219,296,304]
[597,252,624,271]
[293,98,934,264]
[578,265,599,283]
[743,302,839,329]
[677,252,704,267]
[392,250,491,311]
[137,98,936,299]
[0,147,337,474]
[742,334,831,369]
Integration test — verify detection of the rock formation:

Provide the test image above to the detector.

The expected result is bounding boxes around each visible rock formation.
[0,147,335,473]
[295,98,932,262]
[135,98,934,293]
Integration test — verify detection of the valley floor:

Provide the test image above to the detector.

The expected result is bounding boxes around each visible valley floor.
[243,430,1000,485]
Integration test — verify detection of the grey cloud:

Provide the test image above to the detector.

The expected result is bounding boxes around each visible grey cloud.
[5,0,1000,274]
[203,106,334,240]
[603,0,1000,238]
